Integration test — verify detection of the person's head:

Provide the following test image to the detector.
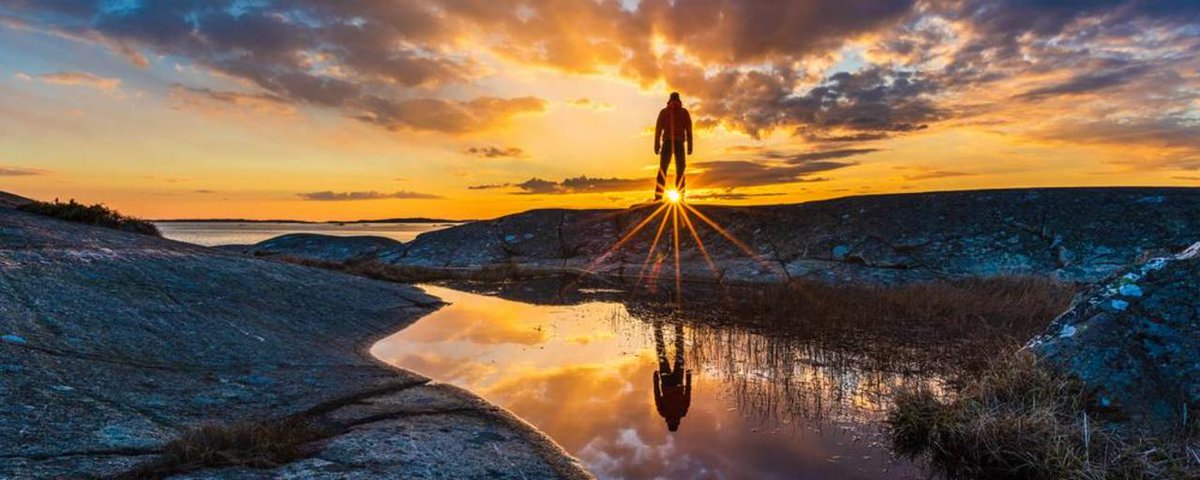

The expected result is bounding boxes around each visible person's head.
[668,92,681,105]
[667,418,680,432]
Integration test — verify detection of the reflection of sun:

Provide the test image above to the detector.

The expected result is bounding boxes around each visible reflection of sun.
[665,189,682,203]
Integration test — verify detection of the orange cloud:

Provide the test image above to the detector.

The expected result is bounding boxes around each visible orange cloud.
[36,71,121,91]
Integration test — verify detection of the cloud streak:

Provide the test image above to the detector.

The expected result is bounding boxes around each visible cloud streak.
[35,71,121,91]
[0,165,49,176]
[297,190,443,201]
[465,146,526,159]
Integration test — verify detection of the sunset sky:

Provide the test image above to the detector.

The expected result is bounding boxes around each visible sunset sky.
[1,1,1197,220]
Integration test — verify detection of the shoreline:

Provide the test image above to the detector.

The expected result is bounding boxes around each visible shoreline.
[0,202,592,479]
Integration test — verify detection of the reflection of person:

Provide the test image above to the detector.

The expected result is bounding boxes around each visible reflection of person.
[653,92,693,202]
[652,321,691,432]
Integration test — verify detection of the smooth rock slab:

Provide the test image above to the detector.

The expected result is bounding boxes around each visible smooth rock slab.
[0,204,588,479]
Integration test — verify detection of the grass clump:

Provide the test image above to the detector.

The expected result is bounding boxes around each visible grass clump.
[707,276,1077,373]
[118,418,326,479]
[274,255,538,283]
[18,198,160,236]
[887,353,1200,479]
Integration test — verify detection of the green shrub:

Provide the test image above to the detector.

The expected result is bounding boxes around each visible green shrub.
[18,198,160,236]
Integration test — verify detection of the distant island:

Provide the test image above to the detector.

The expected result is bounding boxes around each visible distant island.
[153,217,468,224]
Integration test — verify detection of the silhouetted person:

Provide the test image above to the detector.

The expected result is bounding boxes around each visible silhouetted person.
[652,320,691,432]
[654,92,693,202]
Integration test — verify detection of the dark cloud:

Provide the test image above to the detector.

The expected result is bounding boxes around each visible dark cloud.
[297,190,443,201]
[5,0,1197,146]
[2,1,540,133]
[168,85,295,116]
[691,159,849,188]
[468,176,647,194]
[644,0,917,63]
[465,146,526,159]
[781,149,882,162]
[671,65,943,139]
[1014,65,1154,100]
[467,183,509,190]
[520,176,647,195]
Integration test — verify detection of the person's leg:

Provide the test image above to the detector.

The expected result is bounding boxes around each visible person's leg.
[655,146,671,201]
[675,140,686,195]
[673,323,685,371]
[654,321,669,373]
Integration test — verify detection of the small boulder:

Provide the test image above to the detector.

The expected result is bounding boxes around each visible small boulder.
[1027,241,1200,424]
[241,233,401,263]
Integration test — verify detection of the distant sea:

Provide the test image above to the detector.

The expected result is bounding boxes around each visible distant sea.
[155,221,457,247]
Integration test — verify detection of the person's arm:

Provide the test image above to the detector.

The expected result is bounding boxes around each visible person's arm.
[681,370,692,416]
[684,110,693,155]
[653,373,664,413]
[654,110,665,155]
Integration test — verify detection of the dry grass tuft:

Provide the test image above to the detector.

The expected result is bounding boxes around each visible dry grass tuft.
[703,276,1078,373]
[888,353,1200,479]
[117,418,326,479]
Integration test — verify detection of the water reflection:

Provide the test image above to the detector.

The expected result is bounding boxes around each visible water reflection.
[372,282,926,479]
[652,321,691,432]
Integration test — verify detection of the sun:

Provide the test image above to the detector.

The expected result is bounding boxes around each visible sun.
[665,189,682,203]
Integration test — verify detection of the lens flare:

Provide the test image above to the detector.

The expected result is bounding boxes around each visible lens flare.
[666,189,682,203]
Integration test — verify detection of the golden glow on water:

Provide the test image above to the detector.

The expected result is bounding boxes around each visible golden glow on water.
[372,285,936,479]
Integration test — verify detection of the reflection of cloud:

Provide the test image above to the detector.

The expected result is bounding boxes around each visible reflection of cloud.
[297,190,443,201]
[386,351,500,387]
[394,304,549,346]
[480,356,649,452]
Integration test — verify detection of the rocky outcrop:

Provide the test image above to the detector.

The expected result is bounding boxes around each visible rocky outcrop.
[0,191,33,209]
[0,203,587,478]
[242,233,402,263]
[271,188,1200,285]
[1027,242,1200,425]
